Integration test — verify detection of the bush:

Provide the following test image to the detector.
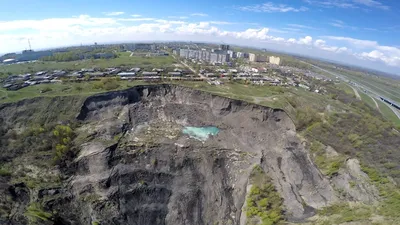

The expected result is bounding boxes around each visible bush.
[75,85,83,91]
[246,165,284,225]
[309,141,344,177]
[24,202,52,223]
[0,168,11,177]
[92,81,104,89]
[295,107,321,131]
[246,184,283,225]
[40,87,52,93]
[52,125,75,165]
[93,78,120,90]
[104,80,119,90]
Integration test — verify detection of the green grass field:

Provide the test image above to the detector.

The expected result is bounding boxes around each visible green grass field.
[0,53,177,78]
[313,62,400,104]
[376,100,400,127]
[359,91,377,110]
[0,80,150,104]
[336,82,355,96]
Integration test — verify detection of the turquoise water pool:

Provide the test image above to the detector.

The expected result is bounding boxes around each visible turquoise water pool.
[182,126,220,141]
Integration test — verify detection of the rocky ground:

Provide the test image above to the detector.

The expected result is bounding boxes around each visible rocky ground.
[0,85,385,225]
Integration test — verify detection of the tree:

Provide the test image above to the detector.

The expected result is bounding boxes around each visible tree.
[51,125,75,164]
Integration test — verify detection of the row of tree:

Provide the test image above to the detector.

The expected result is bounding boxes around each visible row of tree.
[40,50,118,62]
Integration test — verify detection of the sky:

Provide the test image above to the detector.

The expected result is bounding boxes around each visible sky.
[0,0,399,74]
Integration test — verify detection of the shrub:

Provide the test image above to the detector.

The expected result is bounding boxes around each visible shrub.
[383,162,397,170]
[246,165,284,225]
[295,107,321,131]
[309,141,344,177]
[0,168,11,177]
[52,125,75,165]
[92,81,104,89]
[40,87,52,93]
[24,202,52,223]
[75,85,83,91]
[104,81,119,90]
[93,78,120,90]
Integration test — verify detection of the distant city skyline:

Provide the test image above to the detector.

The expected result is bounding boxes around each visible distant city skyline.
[0,0,399,74]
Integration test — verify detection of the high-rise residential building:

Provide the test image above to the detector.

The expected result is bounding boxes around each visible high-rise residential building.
[227,50,236,59]
[269,56,281,65]
[179,48,229,63]
[257,55,267,62]
[179,49,189,58]
[210,53,218,63]
[219,54,230,63]
[220,44,230,51]
[249,53,256,62]
[249,53,267,62]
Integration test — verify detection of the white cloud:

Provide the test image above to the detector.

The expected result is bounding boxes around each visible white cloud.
[298,36,313,45]
[337,47,350,53]
[118,18,156,22]
[0,14,399,72]
[353,0,389,10]
[287,38,297,44]
[234,28,270,39]
[131,14,142,18]
[103,12,125,16]
[322,36,377,48]
[238,2,308,13]
[329,19,358,30]
[322,35,400,67]
[303,0,357,8]
[287,24,315,29]
[304,0,389,10]
[190,13,208,17]
[314,39,339,52]
[168,16,189,20]
[0,15,118,32]
[359,50,400,66]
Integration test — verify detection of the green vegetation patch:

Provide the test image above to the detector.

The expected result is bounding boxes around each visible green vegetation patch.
[246,165,284,225]
[0,54,177,77]
[376,100,400,127]
[358,91,376,109]
[309,141,344,177]
[318,203,372,224]
[52,124,75,164]
[24,202,53,224]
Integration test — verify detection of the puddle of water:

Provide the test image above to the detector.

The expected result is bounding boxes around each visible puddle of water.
[182,126,220,141]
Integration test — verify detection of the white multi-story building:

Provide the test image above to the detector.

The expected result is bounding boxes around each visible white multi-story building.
[249,53,256,62]
[227,50,236,59]
[179,49,229,63]
[249,53,267,62]
[269,56,281,65]
[210,53,219,63]
[179,49,189,58]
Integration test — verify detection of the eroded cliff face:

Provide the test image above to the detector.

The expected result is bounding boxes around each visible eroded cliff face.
[68,85,336,224]
[0,85,378,225]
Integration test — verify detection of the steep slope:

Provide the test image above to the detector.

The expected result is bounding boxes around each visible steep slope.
[0,85,382,225]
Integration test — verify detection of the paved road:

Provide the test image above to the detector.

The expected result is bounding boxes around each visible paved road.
[172,55,206,79]
[303,61,400,120]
